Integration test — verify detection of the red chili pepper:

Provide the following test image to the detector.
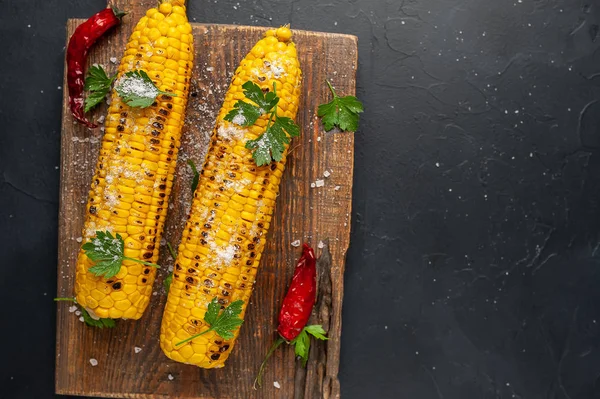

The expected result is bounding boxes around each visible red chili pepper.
[255,243,323,388]
[66,7,125,128]
[277,243,317,341]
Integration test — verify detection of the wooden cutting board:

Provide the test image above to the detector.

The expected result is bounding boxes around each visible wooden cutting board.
[55,1,357,398]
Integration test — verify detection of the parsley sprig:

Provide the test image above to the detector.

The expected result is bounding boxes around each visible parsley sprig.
[54,297,115,328]
[82,231,160,279]
[84,64,116,113]
[176,298,244,346]
[116,70,176,108]
[317,80,363,132]
[225,81,300,166]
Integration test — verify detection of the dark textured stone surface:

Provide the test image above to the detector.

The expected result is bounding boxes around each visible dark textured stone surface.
[2,0,600,398]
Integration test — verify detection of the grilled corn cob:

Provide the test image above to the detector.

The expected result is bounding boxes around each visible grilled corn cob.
[160,26,302,368]
[74,0,194,320]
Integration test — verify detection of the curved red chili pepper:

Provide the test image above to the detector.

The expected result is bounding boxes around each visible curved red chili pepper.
[66,7,125,128]
[254,244,321,388]
[277,243,317,341]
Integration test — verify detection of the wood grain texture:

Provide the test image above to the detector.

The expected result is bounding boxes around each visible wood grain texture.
[56,7,357,398]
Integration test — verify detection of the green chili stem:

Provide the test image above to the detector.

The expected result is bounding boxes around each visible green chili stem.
[253,337,286,389]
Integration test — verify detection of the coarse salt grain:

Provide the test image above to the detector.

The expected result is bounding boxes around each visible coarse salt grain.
[110,57,118,64]
[75,311,81,316]
[273,381,281,389]
[310,182,316,188]
[68,306,78,313]
[315,179,325,187]
[291,240,301,247]
[318,241,324,249]
[79,316,85,323]
[334,186,341,191]
[89,358,98,366]
[76,237,82,243]
[317,136,321,142]
[323,170,331,178]
[168,374,174,381]
[97,115,105,124]
[134,347,142,354]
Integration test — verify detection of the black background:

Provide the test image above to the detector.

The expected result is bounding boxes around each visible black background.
[3,0,600,398]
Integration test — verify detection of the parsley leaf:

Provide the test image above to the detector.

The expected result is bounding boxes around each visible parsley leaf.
[84,64,116,113]
[245,132,276,166]
[163,273,173,293]
[225,81,300,166]
[167,242,177,259]
[290,325,329,366]
[176,298,244,346]
[224,81,280,128]
[53,297,115,328]
[82,230,160,279]
[187,159,200,193]
[207,298,244,339]
[115,70,176,108]
[81,306,116,328]
[163,242,177,293]
[304,324,328,340]
[224,99,263,127]
[242,81,279,112]
[292,329,311,366]
[317,80,363,132]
